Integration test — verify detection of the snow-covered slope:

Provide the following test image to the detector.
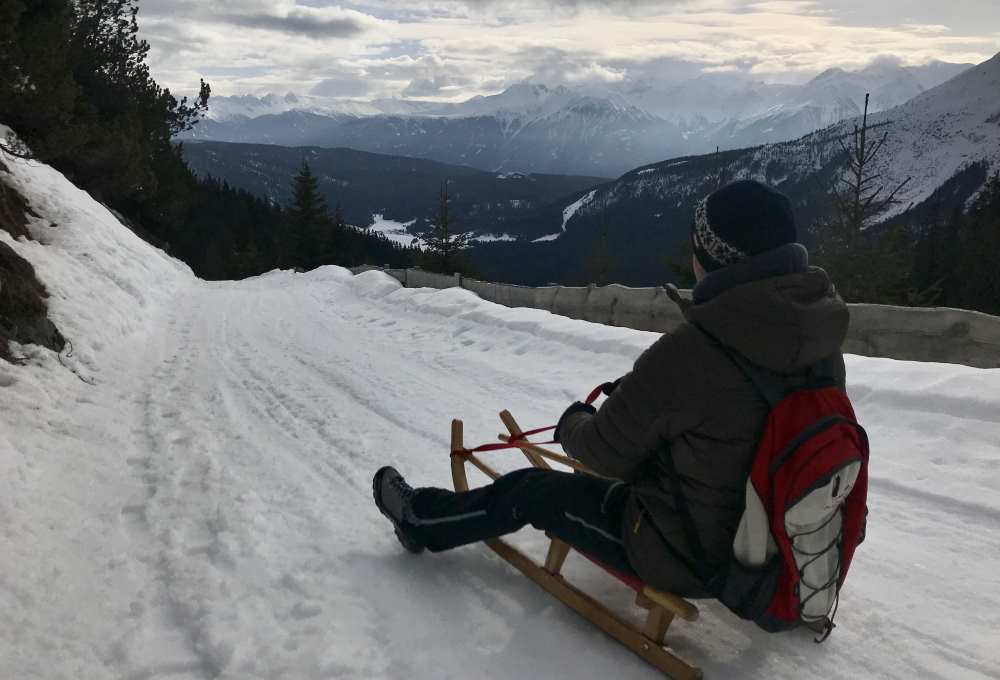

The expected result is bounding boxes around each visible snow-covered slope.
[0,149,191,371]
[858,52,1000,216]
[526,52,999,287]
[1,151,999,680]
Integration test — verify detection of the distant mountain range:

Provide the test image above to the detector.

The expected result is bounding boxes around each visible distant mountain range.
[182,60,971,177]
[470,52,1000,286]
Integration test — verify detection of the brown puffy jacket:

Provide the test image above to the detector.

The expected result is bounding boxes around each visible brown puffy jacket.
[558,244,849,596]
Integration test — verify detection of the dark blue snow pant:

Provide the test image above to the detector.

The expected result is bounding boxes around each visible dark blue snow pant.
[409,468,637,577]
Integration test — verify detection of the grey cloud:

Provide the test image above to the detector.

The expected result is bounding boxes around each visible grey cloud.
[218,10,366,38]
[402,73,464,97]
[310,76,372,97]
[341,0,675,21]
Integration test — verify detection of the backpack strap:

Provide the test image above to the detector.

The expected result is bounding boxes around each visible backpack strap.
[693,324,839,406]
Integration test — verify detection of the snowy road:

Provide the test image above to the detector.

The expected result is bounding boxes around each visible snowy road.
[5,260,1000,680]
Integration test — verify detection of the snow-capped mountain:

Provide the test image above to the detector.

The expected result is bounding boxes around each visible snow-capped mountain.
[855,52,1000,216]
[183,110,357,146]
[661,60,973,150]
[570,53,999,232]
[470,52,1000,287]
[204,92,384,120]
[194,85,681,176]
[187,60,971,178]
[433,83,579,121]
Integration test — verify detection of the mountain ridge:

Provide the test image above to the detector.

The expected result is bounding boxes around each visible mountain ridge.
[185,60,972,177]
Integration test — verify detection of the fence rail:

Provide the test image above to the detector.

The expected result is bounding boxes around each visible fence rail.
[350,266,1000,369]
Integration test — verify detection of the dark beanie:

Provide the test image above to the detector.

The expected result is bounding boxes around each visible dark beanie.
[691,180,797,272]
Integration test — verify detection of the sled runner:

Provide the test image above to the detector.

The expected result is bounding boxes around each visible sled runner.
[450,410,704,680]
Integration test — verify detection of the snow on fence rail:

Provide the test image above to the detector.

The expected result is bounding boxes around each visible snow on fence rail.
[350,266,1000,369]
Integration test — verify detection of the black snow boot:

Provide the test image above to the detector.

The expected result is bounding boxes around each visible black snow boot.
[373,466,425,554]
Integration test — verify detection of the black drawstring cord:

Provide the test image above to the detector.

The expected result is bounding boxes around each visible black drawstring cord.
[812,591,839,643]
[788,510,844,641]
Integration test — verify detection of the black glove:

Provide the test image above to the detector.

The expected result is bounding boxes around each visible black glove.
[553,401,596,443]
[601,378,623,396]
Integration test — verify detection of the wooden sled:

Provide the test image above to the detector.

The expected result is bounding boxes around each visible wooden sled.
[450,411,704,680]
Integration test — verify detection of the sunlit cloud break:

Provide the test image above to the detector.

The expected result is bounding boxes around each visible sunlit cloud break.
[138,0,1000,99]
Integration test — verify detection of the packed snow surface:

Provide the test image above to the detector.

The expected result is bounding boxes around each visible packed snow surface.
[2,151,1000,680]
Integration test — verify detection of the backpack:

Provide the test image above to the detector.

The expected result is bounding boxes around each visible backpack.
[668,332,869,640]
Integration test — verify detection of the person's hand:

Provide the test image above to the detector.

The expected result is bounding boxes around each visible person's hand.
[554,401,596,443]
[600,378,622,396]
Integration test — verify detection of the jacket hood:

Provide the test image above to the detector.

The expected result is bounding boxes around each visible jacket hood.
[684,245,849,373]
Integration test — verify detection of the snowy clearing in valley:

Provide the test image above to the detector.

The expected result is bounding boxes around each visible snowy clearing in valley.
[472,233,517,243]
[1,151,999,680]
[362,214,420,248]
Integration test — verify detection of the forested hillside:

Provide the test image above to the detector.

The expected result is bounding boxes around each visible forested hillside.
[182,141,606,242]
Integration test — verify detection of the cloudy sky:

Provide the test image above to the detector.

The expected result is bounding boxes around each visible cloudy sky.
[138,0,1000,101]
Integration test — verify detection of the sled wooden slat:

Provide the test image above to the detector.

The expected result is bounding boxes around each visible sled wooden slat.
[466,454,501,481]
[643,606,676,645]
[642,587,699,622]
[499,410,551,470]
[497,433,600,476]
[451,420,501,481]
[544,538,572,574]
[451,416,704,680]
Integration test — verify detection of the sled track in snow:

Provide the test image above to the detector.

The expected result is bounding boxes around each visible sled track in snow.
[869,476,1000,525]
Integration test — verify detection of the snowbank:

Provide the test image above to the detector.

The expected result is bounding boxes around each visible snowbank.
[0,148,192,371]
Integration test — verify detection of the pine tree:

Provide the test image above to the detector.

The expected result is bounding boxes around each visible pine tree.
[0,0,81,160]
[583,202,619,285]
[287,161,330,269]
[956,173,1000,314]
[0,0,209,208]
[422,181,470,274]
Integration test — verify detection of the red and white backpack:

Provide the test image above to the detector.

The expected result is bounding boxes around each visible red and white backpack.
[678,332,869,640]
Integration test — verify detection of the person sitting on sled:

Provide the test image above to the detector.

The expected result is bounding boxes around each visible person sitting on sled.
[373,179,849,597]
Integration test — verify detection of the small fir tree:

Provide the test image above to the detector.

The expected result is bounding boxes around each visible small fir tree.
[583,202,619,285]
[287,161,330,268]
[422,181,470,274]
